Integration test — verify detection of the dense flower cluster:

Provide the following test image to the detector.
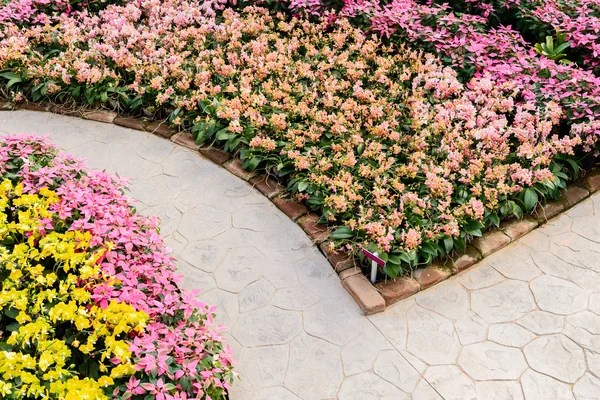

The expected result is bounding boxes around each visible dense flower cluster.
[0,135,235,399]
[270,0,600,139]
[0,0,597,277]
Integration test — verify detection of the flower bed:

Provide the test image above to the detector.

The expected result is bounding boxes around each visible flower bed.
[261,0,600,141]
[0,134,235,399]
[1,0,600,280]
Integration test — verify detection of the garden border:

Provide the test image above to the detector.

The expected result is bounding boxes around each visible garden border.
[3,101,600,315]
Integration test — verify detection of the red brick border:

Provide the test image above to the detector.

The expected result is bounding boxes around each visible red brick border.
[4,103,600,314]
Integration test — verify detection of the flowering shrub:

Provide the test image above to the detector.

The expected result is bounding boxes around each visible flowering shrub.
[0,135,235,399]
[424,0,600,71]
[0,0,121,25]
[0,4,589,278]
[257,0,600,143]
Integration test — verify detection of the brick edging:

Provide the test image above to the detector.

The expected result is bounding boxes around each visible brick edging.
[3,102,599,315]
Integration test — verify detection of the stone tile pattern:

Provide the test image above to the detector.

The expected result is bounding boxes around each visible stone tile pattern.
[4,110,600,399]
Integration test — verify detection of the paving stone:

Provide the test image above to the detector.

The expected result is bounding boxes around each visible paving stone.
[270,286,320,311]
[471,280,536,323]
[573,374,600,400]
[415,280,470,319]
[373,350,420,393]
[539,212,573,236]
[520,369,575,400]
[566,197,595,218]
[424,365,476,400]
[213,247,265,293]
[337,372,409,400]
[232,204,283,232]
[178,205,230,240]
[413,265,451,289]
[458,341,528,380]
[518,229,550,250]
[303,297,364,346]
[455,311,488,345]
[140,204,181,237]
[485,243,542,281]
[175,261,216,294]
[585,349,600,380]
[247,386,301,400]
[475,381,524,400]
[272,197,308,221]
[180,239,227,273]
[136,134,176,164]
[292,255,347,299]
[488,323,536,348]
[572,214,600,243]
[411,378,444,400]
[199,288,240,327]
[530,275,588,315]
[471,230,511,257]
[284,334,343,400]
[456,264,504,290]
[590,293,600,315]
[524,334,585,383]
[238,279,275,313]
[367,299,411,350]
[517,310,566,335]
[376,277,420,305]
[237,345,288,388]
[232,306,302,347]
[163,231,188,256]
[500,216,538,240]
[565,311,600,351]
[406,306,461,365]
[341,335,387,376]
[106,150,163,182]
[530,250,572,279]
[130,174,181,207]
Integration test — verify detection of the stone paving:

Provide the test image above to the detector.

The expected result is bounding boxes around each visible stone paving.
[3,110,600,399]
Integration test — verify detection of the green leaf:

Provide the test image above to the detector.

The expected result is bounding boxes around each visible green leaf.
[331,226,354,240]
[523,188,538,211]
[298,181,308,192]
[0,72,20,80]
[443,237,453,253]
[242,157,260,171]
[6,77,21,89]
[454,237,466,253]
[488,213,500,227]
[565,158,580,178]
[463,220,484,237]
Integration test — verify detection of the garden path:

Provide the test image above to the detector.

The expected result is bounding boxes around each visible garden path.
[3,110,600,400]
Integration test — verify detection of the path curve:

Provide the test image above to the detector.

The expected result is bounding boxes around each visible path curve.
[3,110,600,399]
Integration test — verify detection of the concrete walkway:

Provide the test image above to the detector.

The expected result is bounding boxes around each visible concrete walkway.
[2,110,600,400]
